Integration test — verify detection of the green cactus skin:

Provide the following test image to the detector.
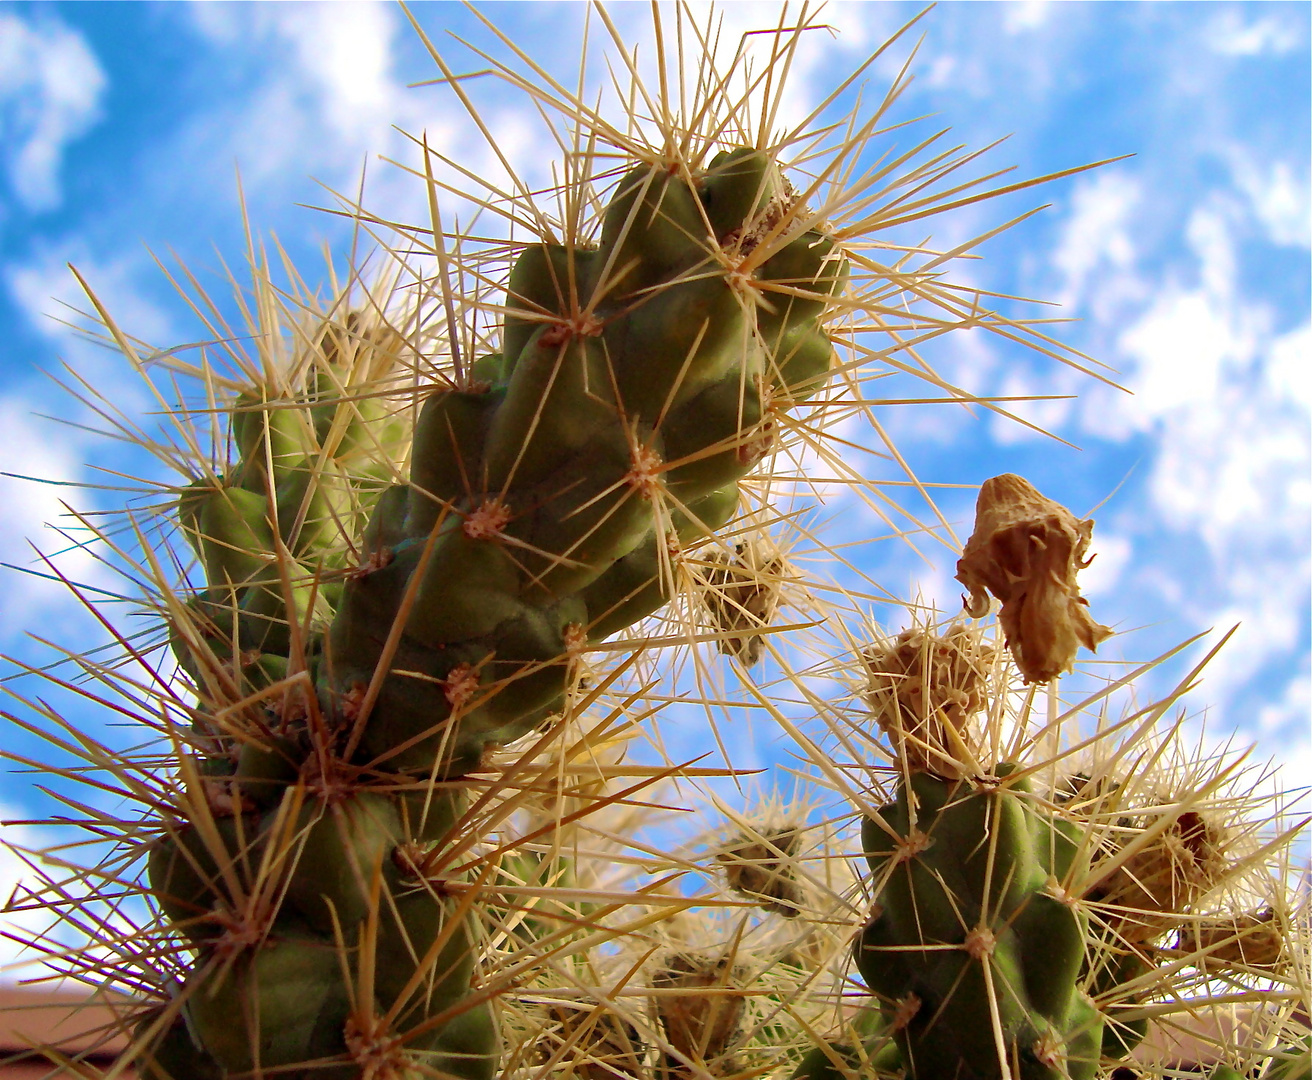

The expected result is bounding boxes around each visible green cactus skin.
[133,1012,224,1080]
[147,813,261,940]
[147,145,848,1080]
[185,928,354,1077]
[317,149,847,783]
[791,1008,903,1080]
[1264,1040,1312,1080]
[853,768,1103,1080]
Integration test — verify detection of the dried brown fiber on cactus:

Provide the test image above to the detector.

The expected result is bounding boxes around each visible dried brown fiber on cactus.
[955,473,1113,683]
[699,542,789,666]
[1091,807,1231,942]
[1178,910,1287,969]
[717,827,805,918]
[652,953,746,1079]
[544,1003,648,1080]
[861,622,995,779]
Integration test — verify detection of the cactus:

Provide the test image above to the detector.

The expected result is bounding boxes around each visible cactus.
[855,765,1102,1080]
[1,8,1307,1080]
[840,485,1309,1080]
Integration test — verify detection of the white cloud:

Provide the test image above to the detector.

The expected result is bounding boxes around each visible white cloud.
[1,249,181,627]
[1080,528,1132,599]
[1204,9,1302,57]
[1051,172,1142,310]
[177,2,528,246]
[0,810,66,981]
[1268,321,1312,410]
[1048,158,1308,735]
[1103,205,1307,559]
[192,1,399,141]
[0,398,103,620]
[1228,152,1311,250]
[6,244,173,350]
[1003,2,1053,34]
[1191,571,1308,708]
[0,11,106,212]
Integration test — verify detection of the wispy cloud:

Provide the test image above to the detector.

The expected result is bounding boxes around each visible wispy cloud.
[1204,7,1304,57]
[0,10,106,212]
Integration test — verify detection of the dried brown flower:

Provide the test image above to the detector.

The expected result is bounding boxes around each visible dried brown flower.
[652,953,746,1076]
[701,542,787,666]
[1093,809,1230,943]
[1179,909,1286,968]
[862,624,995,777]
[955,473,1112,683]
[547,1003,648,1080]
[718,828,804,917]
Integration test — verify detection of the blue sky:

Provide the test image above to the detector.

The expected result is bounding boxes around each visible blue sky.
[0,2,1308,965]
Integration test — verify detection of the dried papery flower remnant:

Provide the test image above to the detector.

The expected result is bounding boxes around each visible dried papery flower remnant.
[861,623,996,778]
[1092,808,1230,943]
[717,827,805,918]
[700,542,788,666]
[1178,909,1287,969]
[955,473,1112,683]
[545,1003,648,1080]
[652,954,747,1077]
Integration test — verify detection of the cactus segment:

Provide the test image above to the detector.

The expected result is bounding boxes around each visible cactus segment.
[234,732,304,807]
[754,230,847,340]
[408,387,501,534]
[768,326,837,403]
[414,1000,500,1080]
[791,1008,902,1080]
[580,485,738,640]
[363,482,412,556]
[181,484,274,590]
[185,930,352,1076]
[485,329,616,490]
[504,244,595,370]
[286,145,845,779]
[701,148,785,240]
[149,138,846,1080]
[373,884,476,1019]
[660,371,765,497]
[406,526,525,645]
[854,772,1104,1080]
[133,1013,224,1080]
[281,792,404,932]
[604,274,747,421]
[146,815,259,938]
[232,395,315,492]
[595,164,708,296]
[1264,1040,1312,1080]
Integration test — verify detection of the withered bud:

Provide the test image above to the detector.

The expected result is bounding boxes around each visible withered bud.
[862,623,995,777]
[1093,809,1229,942]
[547,1003,648,1080]
[718,828,804,917]
[702,542,788,666]
[955,474,1112,684]
[1179,909,1286,968]
[653,953,746,1073]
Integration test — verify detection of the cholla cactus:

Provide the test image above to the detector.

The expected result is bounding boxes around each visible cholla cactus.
[1,7,1306,1080]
